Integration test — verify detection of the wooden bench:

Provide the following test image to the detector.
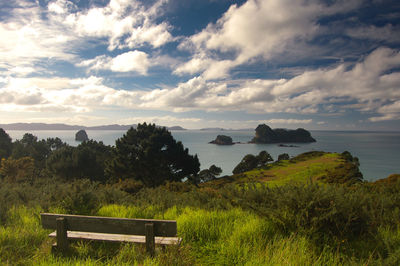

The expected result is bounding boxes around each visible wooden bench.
[40,213,181,255]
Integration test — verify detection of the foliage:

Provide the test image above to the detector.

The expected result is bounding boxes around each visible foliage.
[0,156,35,182]
[0,128,12,159]
[278,153,290,161]
[11,133,50,169]
[198,164,222,182]
[232,150,273,174]
[106,123,200,187]
[317,151,363,184]
[46,140,113,182]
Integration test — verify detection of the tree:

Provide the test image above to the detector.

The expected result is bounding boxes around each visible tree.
[106,123,200,187]
[0,128,12,159]
[46,140,113,182]
[233,151,273,174]
[46,137,67,151]
[233,154,258,174]
[277,153,290,161]
[257,151,273,166]
[11,133,50,169]
[198,164,223,182]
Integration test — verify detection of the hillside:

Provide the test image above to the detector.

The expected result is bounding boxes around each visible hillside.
[202,151,363,188]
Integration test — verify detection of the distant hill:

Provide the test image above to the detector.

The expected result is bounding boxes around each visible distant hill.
[200,127,225,131]
[0,123,186,131]
[167,126,186,130]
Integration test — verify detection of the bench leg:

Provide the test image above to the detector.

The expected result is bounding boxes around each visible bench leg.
[145,223,155,256]
[55,217,69,252]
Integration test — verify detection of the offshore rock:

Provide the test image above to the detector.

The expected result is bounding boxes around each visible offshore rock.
[251,124,316,143]
[75,129,89,142]
[209,135,234,145]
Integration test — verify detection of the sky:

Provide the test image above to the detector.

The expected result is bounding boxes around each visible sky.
[0,0,400,130]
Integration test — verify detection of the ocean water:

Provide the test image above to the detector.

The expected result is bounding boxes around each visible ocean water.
[6,130,400,181]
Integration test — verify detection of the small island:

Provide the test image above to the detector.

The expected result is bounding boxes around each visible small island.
[75,129,89,142]
[209,135,234,145]
[250,124,316,144]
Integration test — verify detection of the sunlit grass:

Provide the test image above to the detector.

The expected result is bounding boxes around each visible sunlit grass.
[242,153,342,187]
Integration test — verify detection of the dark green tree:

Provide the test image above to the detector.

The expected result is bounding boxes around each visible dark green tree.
[277,153,290,161]
[257,151,274,166]
[233,154,258,174]
[198,164,223,182]
[11,133,50,169]
[46,146,77,179]
[106,123,200,187]
[233,151,273,174]
[46,140,113,182]
[0,128,12,159]
[46,137,67,151]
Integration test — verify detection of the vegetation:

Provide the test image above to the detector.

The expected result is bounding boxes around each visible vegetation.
[0,126,399,265]
[106,123,200,186]
[232,150,273,174]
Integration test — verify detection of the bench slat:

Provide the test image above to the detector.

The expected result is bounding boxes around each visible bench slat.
[48,231,182,245]
[41,213,177,237]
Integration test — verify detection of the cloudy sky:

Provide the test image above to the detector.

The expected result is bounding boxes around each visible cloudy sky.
[0,0,400,130]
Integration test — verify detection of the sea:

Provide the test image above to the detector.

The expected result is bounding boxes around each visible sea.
[5,130,400,181]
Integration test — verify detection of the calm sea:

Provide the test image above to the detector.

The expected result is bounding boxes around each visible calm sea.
[6,130,400,181]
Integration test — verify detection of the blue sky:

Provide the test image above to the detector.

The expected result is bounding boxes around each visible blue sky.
[0,0,400,130]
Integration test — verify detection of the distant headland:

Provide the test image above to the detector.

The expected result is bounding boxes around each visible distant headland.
[0,123,186,131]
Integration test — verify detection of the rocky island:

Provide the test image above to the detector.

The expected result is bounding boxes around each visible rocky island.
[209,135,234,145]
[75,129,89,142]
[250,124,316,143]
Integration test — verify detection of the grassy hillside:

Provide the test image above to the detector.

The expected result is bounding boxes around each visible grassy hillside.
[202,151,362,188]
[0,151,399,265]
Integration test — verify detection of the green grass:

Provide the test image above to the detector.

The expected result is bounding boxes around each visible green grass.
[243,153,342,186]
[2,202,400,265]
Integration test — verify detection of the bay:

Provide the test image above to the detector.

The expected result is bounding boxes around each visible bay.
[6,130,400,181]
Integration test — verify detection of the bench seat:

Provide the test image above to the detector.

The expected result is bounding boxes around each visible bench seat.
[48,231,181,245]
[41,213,180,254]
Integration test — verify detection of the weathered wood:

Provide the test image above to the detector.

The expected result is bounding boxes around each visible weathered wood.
[48,231,182,245]
[56,218,68,251]
[41,213,177,237]
[145,223,155,255]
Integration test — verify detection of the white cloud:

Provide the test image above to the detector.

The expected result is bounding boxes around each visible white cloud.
[110,51,151,74]
[176,0,361,79]
[61,0,173,50]
[369,101,400,121]
[0,0,78,71]
[79,50,176,75]
[1,48,399,124]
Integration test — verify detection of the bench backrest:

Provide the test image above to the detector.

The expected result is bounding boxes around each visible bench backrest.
[41,213,177,237]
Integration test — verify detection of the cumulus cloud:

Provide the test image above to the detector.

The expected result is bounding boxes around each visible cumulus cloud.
[59,0,173,50]
[175,0,361,79]
[0,0,78,72]
[1,48,399,123]
[0,0,173,77]
[79,51,151,75]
